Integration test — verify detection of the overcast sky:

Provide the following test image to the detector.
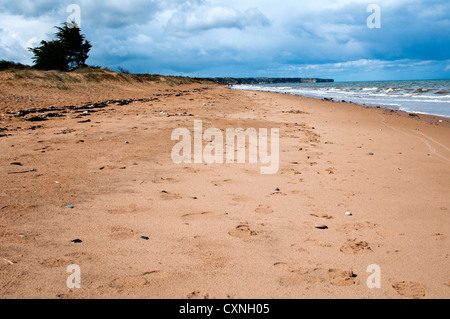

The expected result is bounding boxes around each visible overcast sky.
[1,0,449,81]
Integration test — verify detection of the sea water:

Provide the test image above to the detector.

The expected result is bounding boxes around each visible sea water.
[233,79,450,118]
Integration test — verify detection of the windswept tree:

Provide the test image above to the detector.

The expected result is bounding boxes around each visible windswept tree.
[29,39,68,71]
[29,22,92,71]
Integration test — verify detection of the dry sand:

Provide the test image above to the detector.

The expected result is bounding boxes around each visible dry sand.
[1,71,449,299]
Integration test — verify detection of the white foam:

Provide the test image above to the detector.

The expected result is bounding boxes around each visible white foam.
[231,81,450,118]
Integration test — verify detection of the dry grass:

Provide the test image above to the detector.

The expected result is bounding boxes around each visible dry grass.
[3,67,212,86]
[0,67,216,114]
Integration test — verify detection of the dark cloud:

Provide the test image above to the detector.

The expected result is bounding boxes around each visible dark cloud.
[0,0,162,28]
[1,0,449,80]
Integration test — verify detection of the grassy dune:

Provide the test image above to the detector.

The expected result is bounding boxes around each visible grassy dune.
[0,67,215,113]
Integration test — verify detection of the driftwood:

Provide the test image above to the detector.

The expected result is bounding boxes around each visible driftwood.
[7,169,37,175]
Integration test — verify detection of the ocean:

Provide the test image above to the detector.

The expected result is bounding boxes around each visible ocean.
[232,79,450,118]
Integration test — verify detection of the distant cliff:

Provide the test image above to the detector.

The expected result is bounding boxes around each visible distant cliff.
[209,77,334,85]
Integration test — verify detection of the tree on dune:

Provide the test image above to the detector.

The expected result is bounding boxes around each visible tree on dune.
[29,22,92,72]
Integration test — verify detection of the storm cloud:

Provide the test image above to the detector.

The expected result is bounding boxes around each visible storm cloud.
[0,0,449,81]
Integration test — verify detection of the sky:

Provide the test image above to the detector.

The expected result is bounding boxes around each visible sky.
[0,0,449,81]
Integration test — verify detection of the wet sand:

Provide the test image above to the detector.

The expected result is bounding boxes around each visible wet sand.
[1,72,449,299]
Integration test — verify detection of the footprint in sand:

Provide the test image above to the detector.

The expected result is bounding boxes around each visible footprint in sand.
[310,213,333,220]
[160,190,182,200]
[39,258,69,268]
[274,262,296,272]
[290,243,308,252]
[107,204,142,215]
[326,269,358,287]
[182,211,225,220]
[64,252,95,262]
[110,226,135,240]
[229,195,252,206]
[274,263,357,287]
[340,239,372,255]
[392,281,426,299]
[105,271,167,293]
[231,194,251,202]
[433,233,446,241]
[304,238,332,248]
[337,221,377,234]
[151,177,178,184]
[228,225,258,239]
[255,205,274,215]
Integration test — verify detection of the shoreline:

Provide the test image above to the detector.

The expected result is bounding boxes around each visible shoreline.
[230,82,450,120]
[229,86,450,128]
[1,74,449,299]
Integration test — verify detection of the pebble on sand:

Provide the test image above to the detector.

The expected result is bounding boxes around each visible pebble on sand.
[315,224,328,230]
[71,239,82,243]
[66,205,74,209]
[140,236,149,240]
[275,188,281,192]
[345,211,353,216]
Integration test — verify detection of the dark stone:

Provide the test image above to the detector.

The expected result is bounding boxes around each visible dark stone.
[10,162,22,166]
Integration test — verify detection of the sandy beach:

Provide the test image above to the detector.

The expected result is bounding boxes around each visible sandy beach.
[1,69,449,299]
